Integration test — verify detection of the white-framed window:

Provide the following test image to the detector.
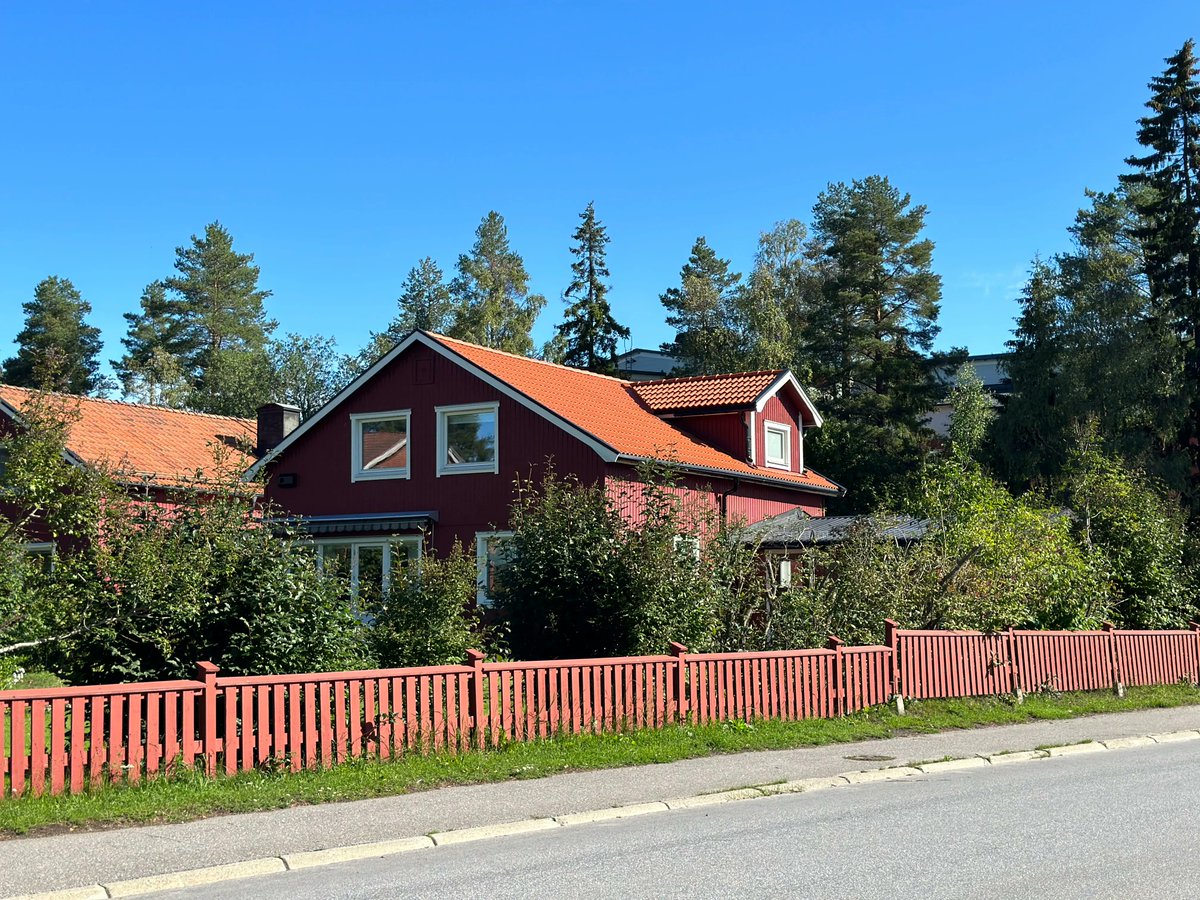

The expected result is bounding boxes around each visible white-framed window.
[315,536,422,609]
[764,421,792,470]
[475,531,514,606]
[437,402,499,476]
[673,534,701,561]
[22,542,55,574]
[350,411,411,482]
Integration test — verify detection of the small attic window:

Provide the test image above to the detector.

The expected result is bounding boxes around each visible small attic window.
[351,411,410,481]
[764,421,791,470]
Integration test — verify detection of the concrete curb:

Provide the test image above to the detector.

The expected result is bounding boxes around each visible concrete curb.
[9,728,1190,900]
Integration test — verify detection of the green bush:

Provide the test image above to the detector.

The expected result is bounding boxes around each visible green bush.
[495,465,719,659]
[366,542,484,668]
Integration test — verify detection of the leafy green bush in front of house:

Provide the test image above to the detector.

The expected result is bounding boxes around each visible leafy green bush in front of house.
[495,464,720,659]
[366,542,484,668]
[1,389,369,684]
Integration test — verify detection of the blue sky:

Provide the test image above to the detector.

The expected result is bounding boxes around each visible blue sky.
[2,2,1198,379]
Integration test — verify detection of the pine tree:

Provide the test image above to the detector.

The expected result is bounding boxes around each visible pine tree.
[1120,39,1200,496]
[660,237,742,375]
[448,212,546,355]
[802,176,959,509]
[162,222,277,415]
[3,276,109,395]
[113,281,190,406]
[554,203,629,374]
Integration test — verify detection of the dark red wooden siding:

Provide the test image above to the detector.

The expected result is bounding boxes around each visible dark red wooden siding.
[670,413,748,462]
[604,463,824,530]
[265,346,605,556]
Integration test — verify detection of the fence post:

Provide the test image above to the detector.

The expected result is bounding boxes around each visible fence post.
[1007,627,1024,703]
[883,619,900,700]
[196,661,220,776]
[1191,623,1200,686]
[827,636,845,716]
[669,642,688,723]
[465,649,486,748]
[1103,622,1125,698]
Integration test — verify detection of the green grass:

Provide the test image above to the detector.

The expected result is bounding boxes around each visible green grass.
[2,683,1196,836]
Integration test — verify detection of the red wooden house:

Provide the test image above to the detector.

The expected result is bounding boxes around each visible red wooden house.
[247,331,842,604]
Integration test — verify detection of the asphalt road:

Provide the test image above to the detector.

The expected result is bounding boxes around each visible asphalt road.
[143,740,1200,900]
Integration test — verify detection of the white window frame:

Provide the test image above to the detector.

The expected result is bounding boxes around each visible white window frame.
[764,420,792,470]
[437,402,499,476]
[350,410,411,482]
[476,530,514,607]
[315,536,422,600]
[22,541,55,572]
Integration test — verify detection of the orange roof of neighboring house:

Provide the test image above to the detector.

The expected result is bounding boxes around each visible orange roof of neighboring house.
[0,385,256,489]
[427,335,840,494]
[631,371,782,413]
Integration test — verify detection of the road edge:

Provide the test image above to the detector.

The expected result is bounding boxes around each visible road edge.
[11,729,1199,900]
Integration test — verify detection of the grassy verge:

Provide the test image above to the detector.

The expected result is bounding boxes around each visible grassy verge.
[2,683,1196,836]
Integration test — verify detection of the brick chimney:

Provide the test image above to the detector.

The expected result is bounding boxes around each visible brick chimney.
[256,402,301,455]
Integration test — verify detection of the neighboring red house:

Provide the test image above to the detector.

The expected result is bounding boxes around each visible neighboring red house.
[247,330,843,604]
[0,385,257,557]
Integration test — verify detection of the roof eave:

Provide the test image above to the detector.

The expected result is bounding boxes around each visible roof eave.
[613,454,844,497]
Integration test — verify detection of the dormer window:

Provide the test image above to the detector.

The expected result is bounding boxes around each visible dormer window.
[764,421,792,470]
[437,402,499,476]
[351,411,410,481]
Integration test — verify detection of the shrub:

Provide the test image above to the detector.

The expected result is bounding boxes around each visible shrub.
[366,542,484,668]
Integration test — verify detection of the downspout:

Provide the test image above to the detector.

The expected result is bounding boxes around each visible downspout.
[719,476,742,526]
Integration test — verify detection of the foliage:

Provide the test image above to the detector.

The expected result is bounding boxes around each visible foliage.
[554,202,630,374]
[162,221,278,415]
[1062,428,1196,628]
[447,211,546,355]
[994,191,1185,493]
[0,390,366,682]
[112,281,192,406]
[495,465,718,659]
[366,542,484,668]
[3,276,110,395]
[268,332,350,419]
[660,237,743,375]
[803,175,961,511]
[1120,39,1200,504]
[946,362,995,462]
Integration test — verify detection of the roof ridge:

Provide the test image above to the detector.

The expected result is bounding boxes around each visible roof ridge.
[635,369,784,387]
[427,332,635,384]
[0,384,255,426]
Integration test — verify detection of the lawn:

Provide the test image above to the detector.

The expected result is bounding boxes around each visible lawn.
[1,682,1196,836]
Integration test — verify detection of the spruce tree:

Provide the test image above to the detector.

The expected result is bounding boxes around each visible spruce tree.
[554,203,629,374]
[1120,39,1200,496]
[447,212,546,355]
[391,257,454,335]
[162,222,277,415]
[660,237,742,375]
[113,281,190,406]
[803,176,959,510]
[3,276,108,395]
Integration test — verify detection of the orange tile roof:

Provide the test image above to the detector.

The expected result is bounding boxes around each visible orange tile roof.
[631,371,782,413]
[0,385,257,489]
[428,335,840,494]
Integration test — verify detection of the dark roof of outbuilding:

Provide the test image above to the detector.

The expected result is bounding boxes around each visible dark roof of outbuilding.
[739,509,935,548]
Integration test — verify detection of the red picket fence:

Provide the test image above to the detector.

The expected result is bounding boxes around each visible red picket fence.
[890,620,1200,701]
[3,621,1197,798]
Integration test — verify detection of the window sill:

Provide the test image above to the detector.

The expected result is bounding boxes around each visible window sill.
[437,463,498,477]
[351,469,411,483]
